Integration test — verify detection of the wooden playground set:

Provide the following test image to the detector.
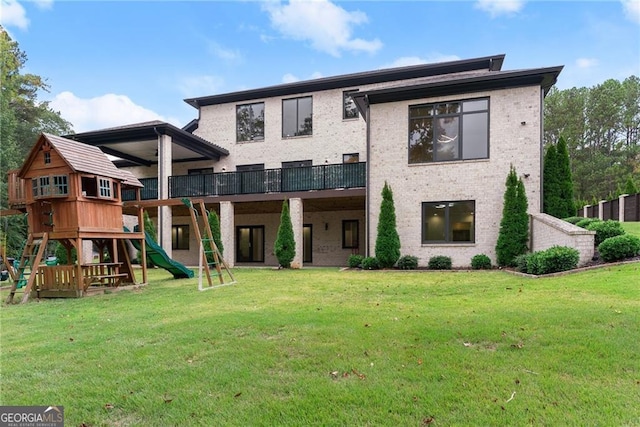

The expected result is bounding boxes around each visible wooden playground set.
[1,133,233,304]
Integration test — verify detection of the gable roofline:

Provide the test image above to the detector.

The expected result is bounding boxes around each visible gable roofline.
[66,121,229,159]
[18,133,140,185]
[184,54,506,108]
[351,65,563,118]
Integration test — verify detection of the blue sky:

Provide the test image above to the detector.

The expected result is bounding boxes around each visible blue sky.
[2,0,639,132]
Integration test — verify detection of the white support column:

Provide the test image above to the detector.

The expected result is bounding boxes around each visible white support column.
[220,201,234,267]
[289,198,303,269]
[583,205,589,218]
[598,200,605,220]
[619,194,627,222]
[157,133,172,257]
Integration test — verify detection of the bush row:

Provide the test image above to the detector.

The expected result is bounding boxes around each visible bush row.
[515,246,579,275]
[346,253,493,270]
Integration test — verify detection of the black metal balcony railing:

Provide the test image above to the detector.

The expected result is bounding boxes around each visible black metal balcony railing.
[122,162,365,201]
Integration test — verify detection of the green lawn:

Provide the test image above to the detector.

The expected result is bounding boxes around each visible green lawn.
[1,265,639,426]
[622,221,640,238]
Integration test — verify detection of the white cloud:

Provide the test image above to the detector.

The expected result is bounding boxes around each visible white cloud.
[34,0,53,10]
[263,0,382,57]
[281,71,324,83]
[475,0,525,17]
[50,91,165,133]
[207,40,242,63]
[576,58,598,69]
[178,75,224,97]
[381,54,461,69]
[0,0,29,30]
[621,0,640,24]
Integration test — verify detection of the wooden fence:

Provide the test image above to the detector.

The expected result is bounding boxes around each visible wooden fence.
[579,193,640,221]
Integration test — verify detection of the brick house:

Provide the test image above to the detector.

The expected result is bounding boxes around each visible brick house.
[68,54,564,267]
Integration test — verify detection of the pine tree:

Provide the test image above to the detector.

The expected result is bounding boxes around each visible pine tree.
[543,144,561,217]
[556,136,576,217]
[496,165,529,267]
[204,210,223,262]
[274,199,295,268]
[624,177,638,195]
[375,181,401,268]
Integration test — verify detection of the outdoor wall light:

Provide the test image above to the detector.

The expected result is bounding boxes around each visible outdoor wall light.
[521,121,526,125]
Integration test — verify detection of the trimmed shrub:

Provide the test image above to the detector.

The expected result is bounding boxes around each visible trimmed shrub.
[375,182,401,268]
[597,235,640,262]
[575,218,600,229]
[361,257,380,270]
[396,255,418,270]
[471,254,492,270]
[514,253,530,273]
[428,256,452,270]
[347,254,364,269]
[523,246,579,275]
[563,216,585,225]
[585,220,626,246]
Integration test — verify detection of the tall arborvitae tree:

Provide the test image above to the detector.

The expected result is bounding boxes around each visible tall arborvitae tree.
[496,165,529,267]
[375,181,401,268]
[274,199,295,268]
[556,136,577,217]
[204,210,223,262]
[543,143,561,217]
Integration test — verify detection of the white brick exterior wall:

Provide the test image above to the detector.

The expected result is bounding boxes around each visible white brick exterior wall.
[530,213,595,266]
[368,86,543,267]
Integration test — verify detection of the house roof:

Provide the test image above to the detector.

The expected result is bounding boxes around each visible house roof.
[66,121,229,167]
[184,54,506,108]
[350,65,564,117]
[18,133,143,187]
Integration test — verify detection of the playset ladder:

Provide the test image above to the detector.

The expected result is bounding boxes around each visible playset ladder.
[182,199,235,290]
[5,232,48,304]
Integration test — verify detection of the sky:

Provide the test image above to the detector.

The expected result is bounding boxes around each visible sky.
[2,0,639,133]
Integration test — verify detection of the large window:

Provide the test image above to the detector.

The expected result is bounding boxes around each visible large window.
[422,201,475,243]
[409,98,489,164]
[342,220,359,249]
[172,225,190,250]
[283,96,312,137]
[343,90,359,119]
[32,175,68,198]
[236,102,265,142]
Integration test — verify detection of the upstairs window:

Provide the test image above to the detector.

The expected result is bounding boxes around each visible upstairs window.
[283,96,312,137]
[409,98,489,164]
[99,178,112,198]
[343,90,359,120]
[82,176,115,200]
[32,175,68,198]
[43,151,51,164]
[236,102,265,142]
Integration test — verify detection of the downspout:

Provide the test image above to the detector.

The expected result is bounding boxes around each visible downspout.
[364,95,371,258]
[539,88,544,213]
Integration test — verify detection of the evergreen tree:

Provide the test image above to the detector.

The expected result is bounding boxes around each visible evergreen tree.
[624,177,638,195]
[556,136,576,217]
[274,199,295,268]
[543,144,561,217]
[375,181,401,268]
[496,165,529,267]
[204,210,223,262]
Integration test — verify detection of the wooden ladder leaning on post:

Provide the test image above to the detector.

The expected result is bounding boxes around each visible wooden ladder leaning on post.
[181,199,235,290]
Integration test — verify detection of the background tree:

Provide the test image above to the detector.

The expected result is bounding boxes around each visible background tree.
[0,27,72,257]
[375,181,401,268]
[496,166,529,267]
[274,199,295,268]
[204,210,224,262]
[543,76,639,204]
[623,177,638,195]
[543,143,561,217]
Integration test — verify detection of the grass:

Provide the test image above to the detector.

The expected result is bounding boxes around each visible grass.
[622,221,640,238]
[1,265,640,426]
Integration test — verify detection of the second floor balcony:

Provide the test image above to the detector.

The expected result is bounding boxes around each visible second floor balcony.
[122,162,366,201]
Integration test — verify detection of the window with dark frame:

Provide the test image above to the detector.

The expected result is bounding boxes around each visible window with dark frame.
[188,168,214,175]
[283,96,312,137]
[342,220,359,249]
[172,225,190,250]
[409,98,489,164]
[343,153,359,163]
[421,201,475,243]
[236,102,265,142]
[32,175,69,198]
[43,151,51,164]
[343,90,359,120]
